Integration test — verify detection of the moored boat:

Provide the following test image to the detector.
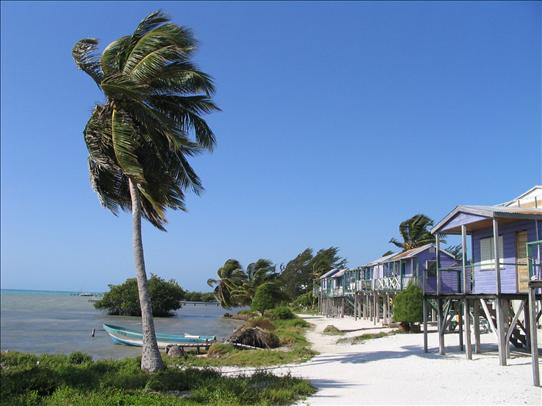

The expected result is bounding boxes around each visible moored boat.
[103,324,216,348]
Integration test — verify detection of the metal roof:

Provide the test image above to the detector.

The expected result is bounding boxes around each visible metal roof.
[319,268,341,279]
[331,268,347,278]
[364,252,397,267]
[432,205,542,234]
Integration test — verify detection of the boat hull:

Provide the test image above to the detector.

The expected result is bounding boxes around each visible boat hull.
[103,324,216,348]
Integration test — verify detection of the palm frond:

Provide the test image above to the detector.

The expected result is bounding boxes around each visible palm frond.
[72,38,103,85]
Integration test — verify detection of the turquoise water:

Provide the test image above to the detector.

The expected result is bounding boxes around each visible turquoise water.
[1,289,242,359]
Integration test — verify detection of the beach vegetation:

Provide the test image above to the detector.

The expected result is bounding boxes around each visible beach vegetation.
[322,325,344,335]
[0,352,315,405]
[251,282,285,315]
[393,282,423,331]
[336,330,399,345]
[73,10,218,371]
[268,306,295,320]
[167,315,315,367]
[94,275,184,317]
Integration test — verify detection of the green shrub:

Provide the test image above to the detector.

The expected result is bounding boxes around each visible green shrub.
[68,352,92,365]
[94,274,185,317]
[392,282,423,327]
[251,282,285,315]
[322,325,344,335]
[291,292,314,308]
[268,306,295,320]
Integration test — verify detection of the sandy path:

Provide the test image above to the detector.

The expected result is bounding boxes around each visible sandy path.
[217,314,541,405]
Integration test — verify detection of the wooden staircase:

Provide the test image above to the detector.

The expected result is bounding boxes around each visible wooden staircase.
[485,301,527,349]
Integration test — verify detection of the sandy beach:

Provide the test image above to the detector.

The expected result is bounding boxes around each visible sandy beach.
[217,314,541,405]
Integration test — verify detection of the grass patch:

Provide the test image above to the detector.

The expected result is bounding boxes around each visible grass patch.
[322,325,344,335]
[336,330,400,344]
[0,351,315,406]
[167,315,316,368]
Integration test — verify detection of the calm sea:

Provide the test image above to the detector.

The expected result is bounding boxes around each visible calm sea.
[0,289,243,359]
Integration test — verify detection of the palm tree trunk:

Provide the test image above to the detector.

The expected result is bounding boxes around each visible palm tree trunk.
[128,178,165,372]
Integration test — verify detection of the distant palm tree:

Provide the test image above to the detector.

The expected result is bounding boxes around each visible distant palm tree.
[236,259,278,305]
[73,11,218,372]
[390,214,440,251]
[207,260,247,308]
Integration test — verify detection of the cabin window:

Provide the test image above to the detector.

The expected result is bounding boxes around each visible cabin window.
[480,236,504,271]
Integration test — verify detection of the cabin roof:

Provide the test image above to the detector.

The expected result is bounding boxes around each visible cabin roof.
[500,185,542,207]
[387,243,456,261]
[432,204,542,234]
[364,252,397,267]
[319,268,341,279]
[331,268,347,278]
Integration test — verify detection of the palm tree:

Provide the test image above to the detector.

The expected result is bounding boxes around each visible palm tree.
[73,11,218,372]
[390,214,441,251]
[207,259,247,308]
[236,259,277,305]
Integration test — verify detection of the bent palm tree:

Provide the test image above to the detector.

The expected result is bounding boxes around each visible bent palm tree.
[390,214,441,251]
[73,11,218,372]
[207,259,247,308]
[235,259,277,305]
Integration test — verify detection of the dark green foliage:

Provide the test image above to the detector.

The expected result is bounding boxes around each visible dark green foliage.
[268,306,295,320]
[393,283,423,323]
[207,259,247,308]
[207,259,278,308]
[280,247,346,300]
[94,274,185,316]
[68,352,92,365]
[73,11,219,231]
[291,292,314,308]
[251,283,285,315]
[389,214,443,251]
[183,291,216,302]
[0,352,315,405]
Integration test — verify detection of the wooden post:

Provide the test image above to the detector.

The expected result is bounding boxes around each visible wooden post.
[458,303,464,351]
[473,299,481,353]
[373,294,377,325]
[354,294,358,320]
[461,224,468,294]
[383,294,388,325]
[495,298,507,366]
[436,234,441,296]
[423,297,428,353]
[438,298,445,355]
[464,298,472,359]
[529,284,540,386]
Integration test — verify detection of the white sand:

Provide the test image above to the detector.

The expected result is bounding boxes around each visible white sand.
[218,314,541,405]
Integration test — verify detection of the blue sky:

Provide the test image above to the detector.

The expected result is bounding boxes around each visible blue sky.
[1,1,540,292]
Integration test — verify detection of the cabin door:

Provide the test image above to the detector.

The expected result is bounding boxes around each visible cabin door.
[516,230,529,292]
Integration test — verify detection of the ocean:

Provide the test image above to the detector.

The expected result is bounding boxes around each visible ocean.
[0,289,243,359]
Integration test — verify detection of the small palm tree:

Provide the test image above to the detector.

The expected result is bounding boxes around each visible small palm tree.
[207,260,247,308]
[390,214,440,251]
[73,11,218,372]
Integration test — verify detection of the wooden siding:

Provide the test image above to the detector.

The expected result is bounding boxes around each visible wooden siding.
[471,219,540,294]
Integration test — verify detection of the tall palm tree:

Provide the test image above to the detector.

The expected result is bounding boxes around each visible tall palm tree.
[73,11,218,372]
[390,214,440,251]
[207,259,247,308]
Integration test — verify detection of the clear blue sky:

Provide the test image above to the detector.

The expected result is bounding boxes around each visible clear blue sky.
[1,1,540,292]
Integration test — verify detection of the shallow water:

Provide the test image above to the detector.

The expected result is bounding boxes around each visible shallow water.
[0,290,243,359]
